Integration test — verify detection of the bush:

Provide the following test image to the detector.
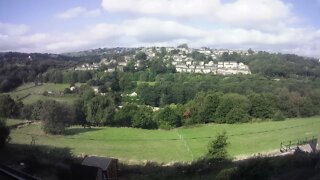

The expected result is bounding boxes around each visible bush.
[40,100,74,134]
[273,110,285,121]
[225,108,250,123]
[155,106,182,129]
[0,118,10,148]
[231,157,274,180]
[132,106,157,129]
[207,131,228,161]
[114,103,138,127]
[0,94,19,118]
[63,88,71,94]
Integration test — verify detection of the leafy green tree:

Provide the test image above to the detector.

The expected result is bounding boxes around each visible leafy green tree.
[0,95,19,118]
[215,93,251,123]
[73,99,87,125]
[226,108,250,123]
[132,106,157,129]
[124,60,136,72]
[86,95,116,126]
[248,93,275,119]
[63,87,72,94]
[273,110,285,121]
[40,100,74,134]
[111,71,120,91]
[79,85,95,102]
[207,131,228,161]
[114,103,138,127]
[137,84,160,107]
[135,51,147,61]
[0,118,10,148]
[248,48,254,55]
[20,104,33,120]
[31,100,43,120]
[78,71,92,83]
[155,106,181,129]
[177,43,188,49]
[99,85,108,93]
[185,92,221,124]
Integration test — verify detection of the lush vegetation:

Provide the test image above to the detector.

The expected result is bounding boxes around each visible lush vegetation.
[2,50,320,178]
[0,118,10,148]
[1,50,320,132]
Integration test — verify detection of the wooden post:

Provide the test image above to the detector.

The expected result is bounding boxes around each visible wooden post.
[289,141,291,150]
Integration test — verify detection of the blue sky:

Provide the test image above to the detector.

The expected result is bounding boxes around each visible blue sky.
[0,0,320,57]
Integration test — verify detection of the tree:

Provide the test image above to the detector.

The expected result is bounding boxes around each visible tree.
[215,93,251,123]
[124,60,136,72]
[132,106,157,129]
[177,43,189,49]
[119,74,137,91]
[111,71,120,91]
[207,131,228,161]
[0,118,10,148]
[225,108,250,123]
[40,100,74,134]
[0,95,19,118]
[73,99,87,125]
[156,106,181,129]
[20,104,34,120]
[99,85,108,93]
[114,103,138,127]
[86,95,116,126]
[273,110,285,121]
[248,93,275,119]
[185,92,220,124]
[248,48,254,55]
[135,51,147,61]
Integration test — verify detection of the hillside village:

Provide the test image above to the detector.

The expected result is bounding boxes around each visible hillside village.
[75,47,251,75]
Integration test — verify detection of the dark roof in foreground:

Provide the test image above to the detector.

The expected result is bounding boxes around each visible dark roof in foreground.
[82,156,115,170]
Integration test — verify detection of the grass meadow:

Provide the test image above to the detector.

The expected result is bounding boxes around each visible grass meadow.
[5,83,82,104]
[9,117,320,163]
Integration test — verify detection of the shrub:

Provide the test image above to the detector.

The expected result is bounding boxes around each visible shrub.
[225,108,250,123]
[63,88,71,94]
[132,106,157,129]
[0,118,10,148]
[114,103,138,127]
[273,110,285,121]
[231,157,274,180]
[40,100,74,134]
[207,131,228,161]
[0,94,19,118]
[155,106,182,129]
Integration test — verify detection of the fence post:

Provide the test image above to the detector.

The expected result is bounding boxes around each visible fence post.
[289,141,291,150]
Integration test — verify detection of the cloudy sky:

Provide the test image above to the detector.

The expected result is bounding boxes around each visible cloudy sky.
[1,0,320,57]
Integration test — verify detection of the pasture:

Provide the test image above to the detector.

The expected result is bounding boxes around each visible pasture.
[10,117,320,163]
[5,83,82,104]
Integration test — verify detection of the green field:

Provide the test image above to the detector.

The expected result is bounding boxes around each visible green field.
[10,117,320,163]
[6,119,25,127]
[4,83,82,104]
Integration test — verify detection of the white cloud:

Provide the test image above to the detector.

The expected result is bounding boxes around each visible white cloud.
[56,6,101,19]
[216,0,292,27]
[101,0,219,17]
[101,0,294,30]
[1,17,320,57]
[0,22,29,36]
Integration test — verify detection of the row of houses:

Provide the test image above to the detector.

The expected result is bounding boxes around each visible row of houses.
[75,63,100,71]
[175,61,251,75]
[74,47,252,75]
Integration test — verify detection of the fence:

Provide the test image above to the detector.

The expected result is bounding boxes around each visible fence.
[280,136,317,153]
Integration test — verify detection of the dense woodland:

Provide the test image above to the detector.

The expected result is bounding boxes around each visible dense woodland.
[1,50,320,132]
